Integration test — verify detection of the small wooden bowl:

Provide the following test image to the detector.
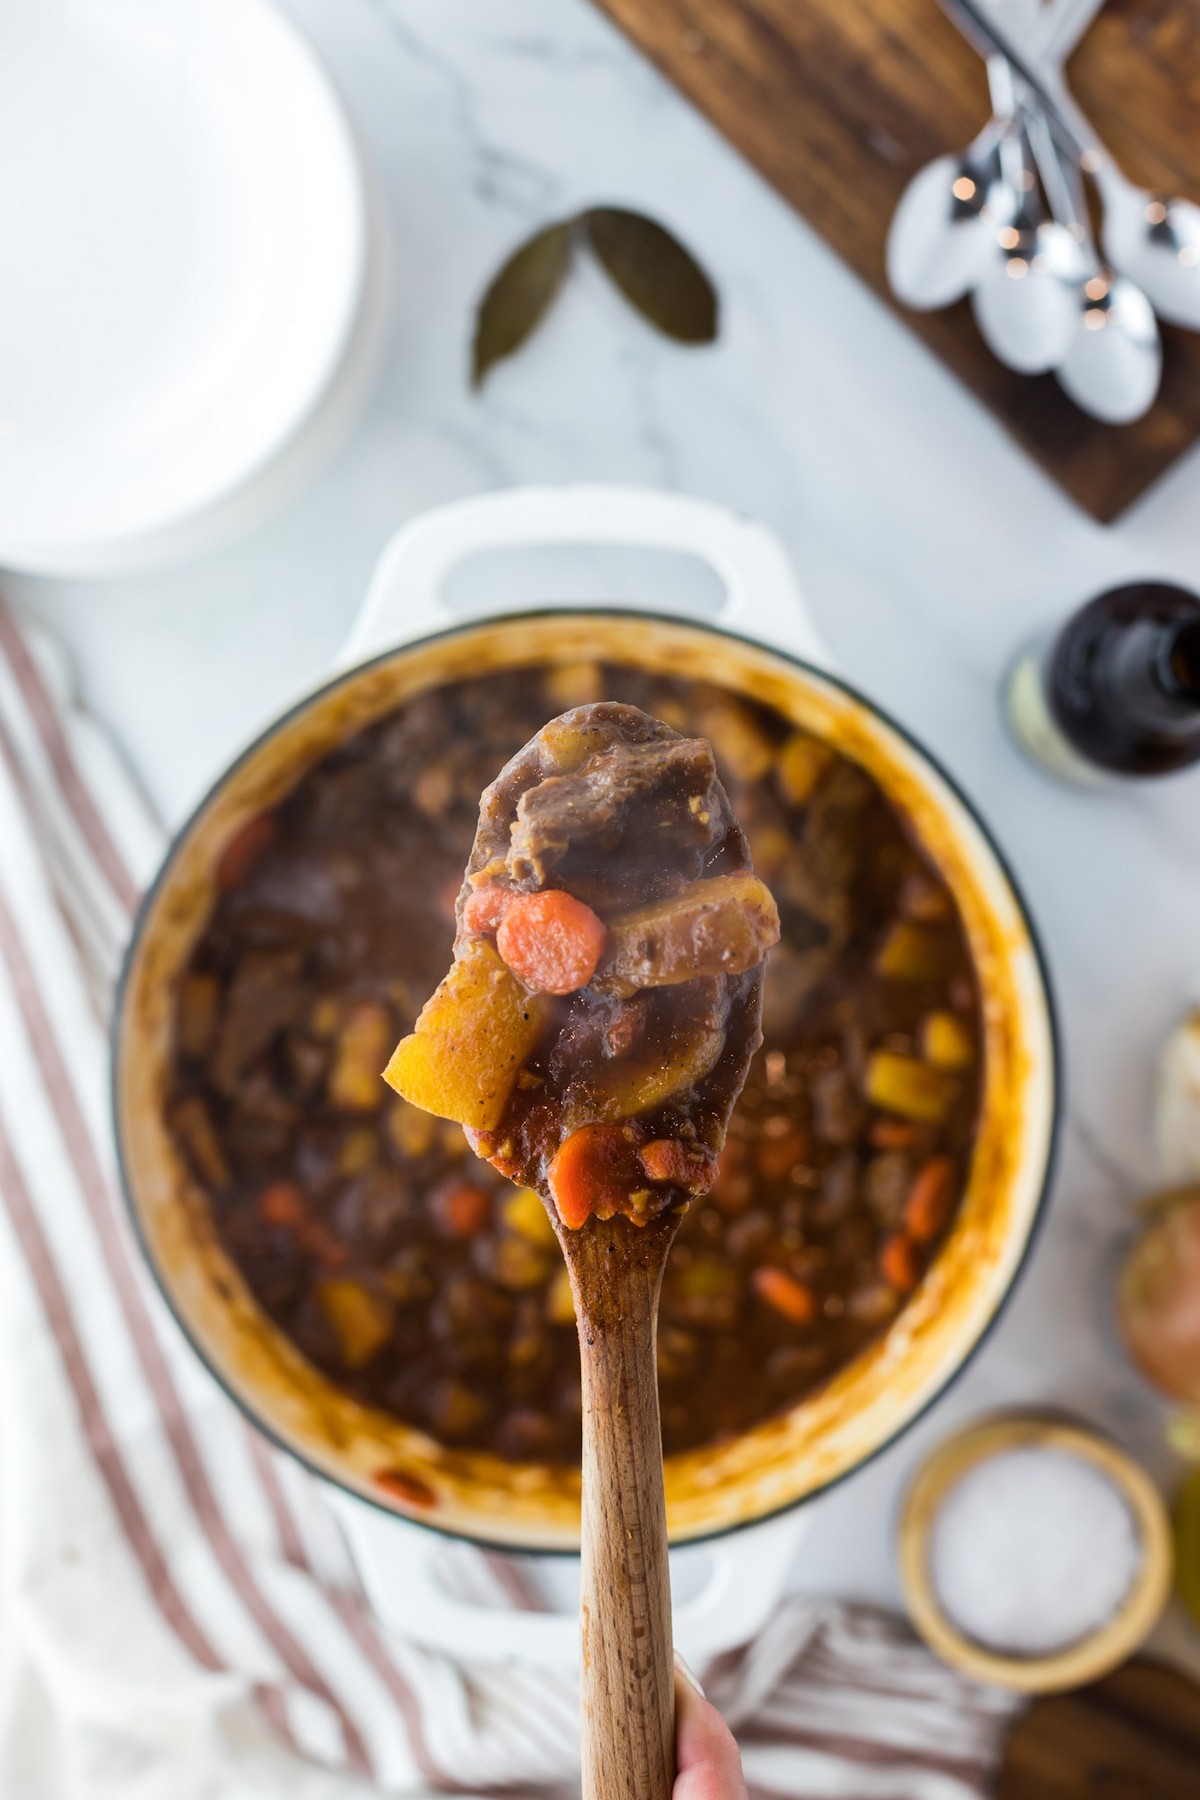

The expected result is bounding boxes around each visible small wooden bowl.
[898,1415,1174,1694]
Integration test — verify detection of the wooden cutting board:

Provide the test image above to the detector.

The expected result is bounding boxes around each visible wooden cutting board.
[997,1657,1200,1798]
[590,0,1200,521]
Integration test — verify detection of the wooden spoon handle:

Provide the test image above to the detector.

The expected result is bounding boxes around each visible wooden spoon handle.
[573,1225,675,1800]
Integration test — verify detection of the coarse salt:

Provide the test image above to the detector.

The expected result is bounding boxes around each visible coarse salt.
[929,1446,1143,1657]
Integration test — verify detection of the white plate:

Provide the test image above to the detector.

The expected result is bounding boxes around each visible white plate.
[0,0,369,575]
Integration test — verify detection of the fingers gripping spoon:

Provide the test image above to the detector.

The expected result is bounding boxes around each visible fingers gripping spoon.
[385,704,780,1800]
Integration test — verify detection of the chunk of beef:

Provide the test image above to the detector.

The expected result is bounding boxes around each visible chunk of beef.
[509,735,719,884]
[210,950,306,1093]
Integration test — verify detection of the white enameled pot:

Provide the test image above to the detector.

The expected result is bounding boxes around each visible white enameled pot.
[113,486,1059,1665]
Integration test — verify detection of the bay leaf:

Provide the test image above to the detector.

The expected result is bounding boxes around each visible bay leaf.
[583,207,717,344]
[471,220,574,387]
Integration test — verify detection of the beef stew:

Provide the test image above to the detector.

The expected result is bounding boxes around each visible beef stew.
[166,663,983,1463]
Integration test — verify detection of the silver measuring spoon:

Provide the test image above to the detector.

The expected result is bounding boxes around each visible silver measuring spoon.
[970,53,1083,373]
[1024,107,1160,420]
[949,0,1200,331]
[887,0,1101,313]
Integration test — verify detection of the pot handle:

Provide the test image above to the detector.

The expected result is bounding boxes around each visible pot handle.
[329,1489,810,1669]
[337,484,834,672]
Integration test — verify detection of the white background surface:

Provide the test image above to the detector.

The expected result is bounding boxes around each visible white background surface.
[5,0,1200,1642]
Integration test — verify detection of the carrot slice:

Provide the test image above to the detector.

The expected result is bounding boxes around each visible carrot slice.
[496,890,607,995]
[216,812,277,892]
[461,884,515,935]
[879,1232,922,1294]
[548,1123,640,1230]
[435,1182,492,1238]
[259,1181,306,1228]
[638,1137,718,1193]
[374,1466,437,1510]
[904,1157,957,1244]
[753,1266,819,1325]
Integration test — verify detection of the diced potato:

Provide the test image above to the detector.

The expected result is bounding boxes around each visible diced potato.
[338,1127,379,1176]
[698,696,775,782]
[921,1010,975,1070]
[431,1381,488,1440]
[543,661,604,711]
[492,1235,551,1291]
[503,1187,559,1248]
[746,822,792,879]
[386,1098,438,1159]
[440,1120,469,1157]
[899,872,953,923]
[865,1051,957,1123]
[538,715,615,773]
[316,1278,394,1367]
[177,973,219,1059]
[546,1265,576,1326]
[329,1000,392,1112]
[383,939,552,1131]
[776,732,833,805]
[601,872,780,991]
[310,996,341,1038]
[875,922,948,982]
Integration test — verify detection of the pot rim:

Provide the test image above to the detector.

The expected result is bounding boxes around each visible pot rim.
[110,605,1062,1556]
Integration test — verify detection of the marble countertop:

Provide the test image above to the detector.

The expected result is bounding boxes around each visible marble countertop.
[7,0,1200,1643]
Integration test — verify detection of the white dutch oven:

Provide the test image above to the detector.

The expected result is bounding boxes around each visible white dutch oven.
[113,486,1059,1664]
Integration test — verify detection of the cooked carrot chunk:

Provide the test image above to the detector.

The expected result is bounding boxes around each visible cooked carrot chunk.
[879,1232,922,1294]
[755,1127,811,1182]
[753,1266,819,1325]
[904,1157,957,1243]
[638,1137,717,1192]
[435,1182,492,1239]
[869,1118,924,1151]
[461,884,516,935]
[215,812,277,892]
[496,890,607,995]
[548,1123,642,1229]
[374,1466,437,1510]
[259,1181,306,1228]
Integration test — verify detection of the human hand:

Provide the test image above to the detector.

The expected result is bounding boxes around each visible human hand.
[673,1655,748,1800]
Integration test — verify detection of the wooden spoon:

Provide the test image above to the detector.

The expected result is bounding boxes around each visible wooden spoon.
[385,704,777,1800]
[562,1207,683,1800]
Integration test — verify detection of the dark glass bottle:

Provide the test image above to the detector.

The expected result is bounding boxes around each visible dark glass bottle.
[1007,582,1200,782]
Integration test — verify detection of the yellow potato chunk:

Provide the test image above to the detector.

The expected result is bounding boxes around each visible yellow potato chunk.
[503,1186,559,1248]
[865,1051,957,1122]
[698,696,775,782]
[386,1098,438,1159]
[383,939,552,1130]
[329,1000,392,1112]
[776,732,832,805]
[546,1265,576,1326]
[543,661,604,711]
[875,921,948,982]
[921,1010,976,1070]
[317,1278,394,1368]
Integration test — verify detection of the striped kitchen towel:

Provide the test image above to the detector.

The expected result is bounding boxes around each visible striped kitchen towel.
[0,600,1021,1799]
